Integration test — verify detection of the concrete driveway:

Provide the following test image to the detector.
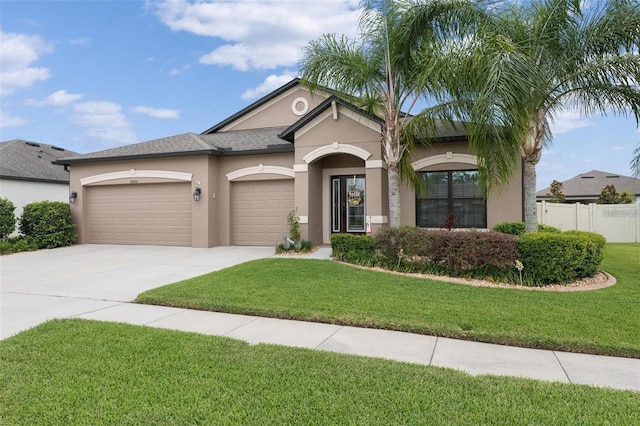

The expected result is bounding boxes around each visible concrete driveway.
[0,244,274,339]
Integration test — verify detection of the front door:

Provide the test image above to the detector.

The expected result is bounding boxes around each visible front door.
[331,175,366,234]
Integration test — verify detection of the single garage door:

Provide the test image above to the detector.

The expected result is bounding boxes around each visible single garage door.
[232,180,294,245]
[86,182,192,246]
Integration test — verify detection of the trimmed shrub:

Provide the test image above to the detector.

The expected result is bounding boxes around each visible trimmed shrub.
[493,221,562,235]
[517,231,605,284]
[374,227,519,280]
[19,201,76,249]
[563,231,606,277]
[537,224,562,233]
[330,233,377,265]
[0,197,16,238]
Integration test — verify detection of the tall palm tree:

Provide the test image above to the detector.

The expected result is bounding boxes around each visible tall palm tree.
[299,0,484,228]
[461,0,640,231]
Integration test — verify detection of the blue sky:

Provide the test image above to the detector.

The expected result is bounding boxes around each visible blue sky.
[1,0,638,190]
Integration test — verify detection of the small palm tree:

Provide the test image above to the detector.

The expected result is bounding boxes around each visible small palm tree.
[461,0,640,231]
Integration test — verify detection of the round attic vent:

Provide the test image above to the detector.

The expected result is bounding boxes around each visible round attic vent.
[291,97,309,116]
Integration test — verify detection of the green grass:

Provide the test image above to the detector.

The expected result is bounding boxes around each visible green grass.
[1,319,638,425]
[137,244,640,358]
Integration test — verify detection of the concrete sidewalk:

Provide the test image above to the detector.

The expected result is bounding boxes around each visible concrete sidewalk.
[74,301,639,392]
[2,245,639,392]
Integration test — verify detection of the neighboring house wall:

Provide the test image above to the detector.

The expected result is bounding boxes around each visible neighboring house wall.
[0,178,70,234]
[537,201,640,243]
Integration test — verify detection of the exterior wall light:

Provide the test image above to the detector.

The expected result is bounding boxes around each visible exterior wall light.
[69,191,78,204]
[193,187,202,201]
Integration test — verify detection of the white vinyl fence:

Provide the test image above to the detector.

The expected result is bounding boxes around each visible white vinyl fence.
[537,201,640,243]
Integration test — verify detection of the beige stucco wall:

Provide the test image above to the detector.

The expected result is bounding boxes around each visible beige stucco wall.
[220,87,327,132]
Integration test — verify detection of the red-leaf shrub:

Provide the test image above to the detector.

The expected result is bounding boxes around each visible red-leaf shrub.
[374,227,518,278]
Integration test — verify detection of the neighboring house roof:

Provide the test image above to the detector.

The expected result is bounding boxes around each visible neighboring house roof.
[536,170,640,200]
[0,139,78,183]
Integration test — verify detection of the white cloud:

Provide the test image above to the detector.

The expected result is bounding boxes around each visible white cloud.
[72,101,137,146]
[151,0,360,71]
[241,72,298,100]
[70,37,92,46]
[26,89,84,107]
[133,105,180,119]
[610,146,625,151]
[549,109,593,134]
[169,64,190,76]
[0,111,28,128]
[0,30,53,96]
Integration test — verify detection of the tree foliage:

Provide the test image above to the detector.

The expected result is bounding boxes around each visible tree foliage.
[299,0,486,227]
[547,180,566,203]
[597,185,633,204]
[301,1,640,231]
[456,0,640,231]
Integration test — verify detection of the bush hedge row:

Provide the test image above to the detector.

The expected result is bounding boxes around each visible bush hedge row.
[331,227,605,286]
[0,236,39,255]
[2,199,77,255]
[492,221,562,235]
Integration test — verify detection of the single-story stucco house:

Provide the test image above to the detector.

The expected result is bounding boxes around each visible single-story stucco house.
[537,170,640,204]
[53,79,523,248]
[0,139,78,223]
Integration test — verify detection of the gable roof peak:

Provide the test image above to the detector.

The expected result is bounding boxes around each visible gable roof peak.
[201,78,302,135]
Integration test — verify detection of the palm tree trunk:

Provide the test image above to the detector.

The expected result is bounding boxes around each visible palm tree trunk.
[388,161,401,228]
[523,158,538,232]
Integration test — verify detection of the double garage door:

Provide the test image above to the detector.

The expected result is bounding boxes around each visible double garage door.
[85,180,293,247]
[86,183,192,246]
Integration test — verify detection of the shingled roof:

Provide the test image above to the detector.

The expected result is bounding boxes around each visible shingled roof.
[537,170,640,200]
[54,127,293,164]
[0,140,78,183]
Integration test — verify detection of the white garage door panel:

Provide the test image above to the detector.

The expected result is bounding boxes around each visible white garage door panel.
[233,180,294,246]
[86,183,192,246]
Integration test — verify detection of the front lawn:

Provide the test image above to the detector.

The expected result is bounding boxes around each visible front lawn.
[137,244,640,358]
[1,320,638,425]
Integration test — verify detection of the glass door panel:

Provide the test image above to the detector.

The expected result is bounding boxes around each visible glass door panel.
[332,178,341,232]
[346,176,365,232]
[331,175,366,234]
